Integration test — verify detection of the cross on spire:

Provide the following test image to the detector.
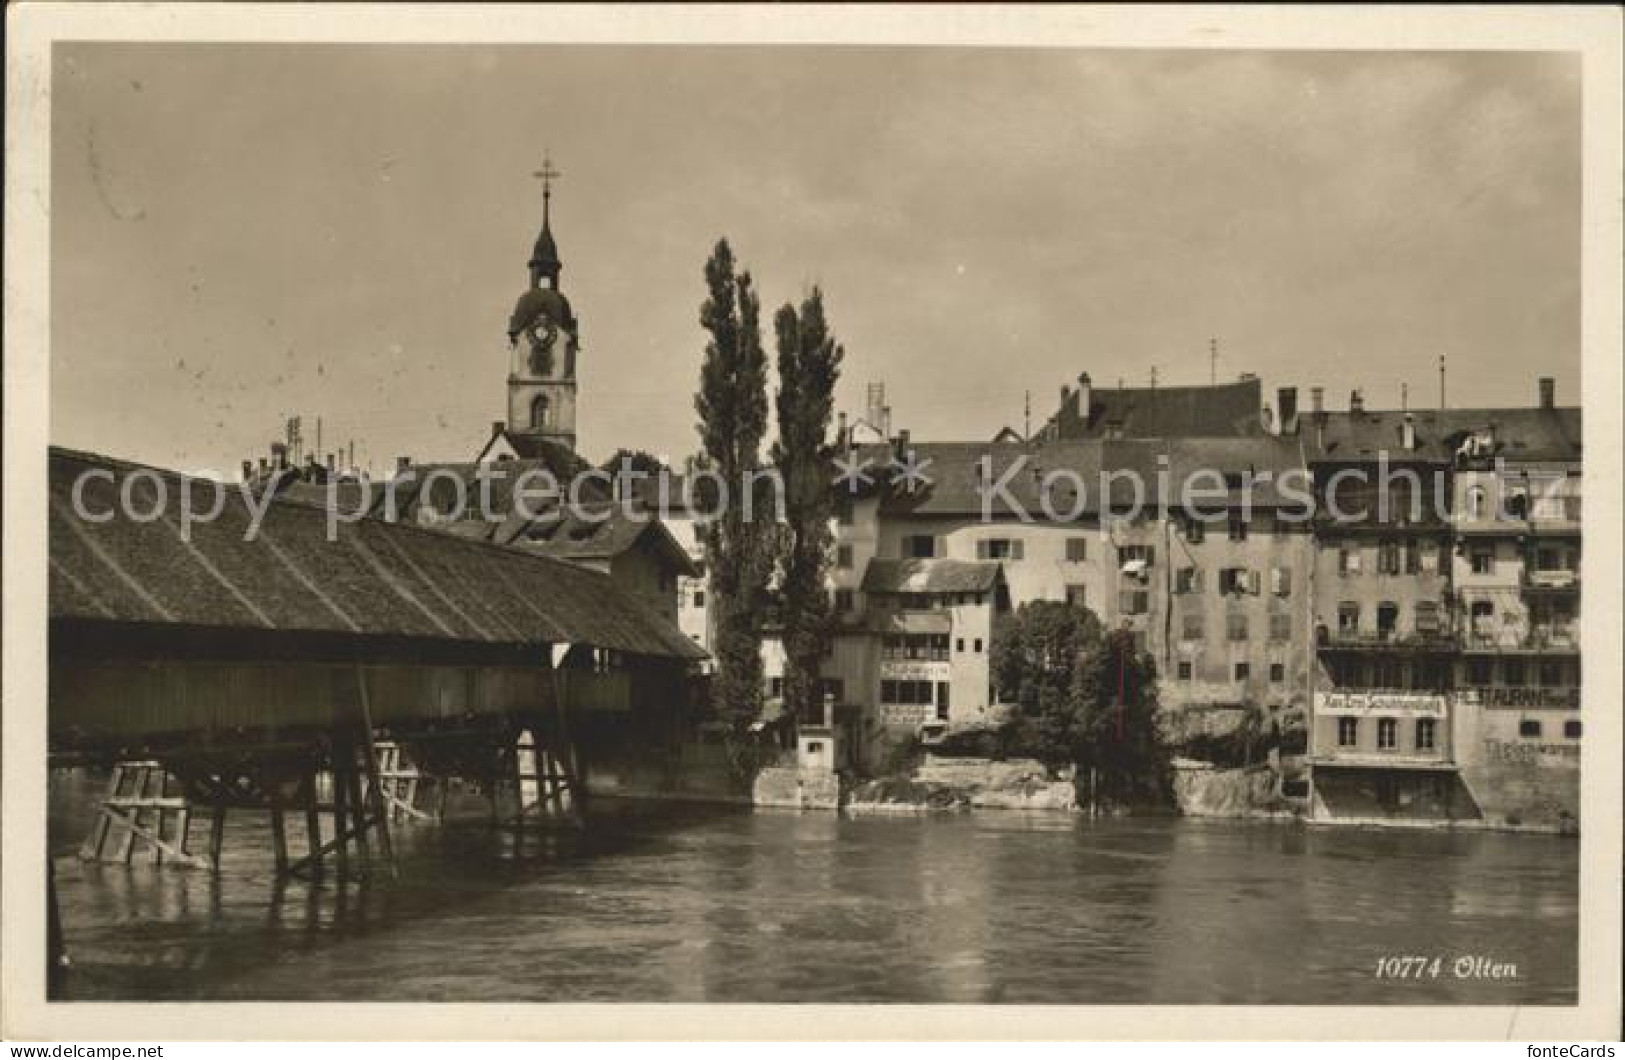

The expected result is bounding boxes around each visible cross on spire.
[533,154,562,223]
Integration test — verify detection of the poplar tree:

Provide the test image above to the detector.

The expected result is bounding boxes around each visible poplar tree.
[771,288,845,739]
[694,239,775,754]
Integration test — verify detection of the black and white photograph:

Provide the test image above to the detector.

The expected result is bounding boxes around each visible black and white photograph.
[3,3,1621,1044]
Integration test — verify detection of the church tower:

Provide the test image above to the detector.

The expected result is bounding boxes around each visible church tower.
[505,157,579,452]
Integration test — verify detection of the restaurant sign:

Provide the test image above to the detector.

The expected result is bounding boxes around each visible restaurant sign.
[1315,692,1447,717]
[1460,686,1580,710]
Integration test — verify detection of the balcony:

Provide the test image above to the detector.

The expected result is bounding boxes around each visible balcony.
[1316,626,1457,652]
[1523,569,1580,593]
[1460,623,1580,654]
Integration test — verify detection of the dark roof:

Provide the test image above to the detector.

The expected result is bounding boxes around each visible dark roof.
[48,448,705,661]
[498,504,698,576]
[1042,377,1264,439]
[1302,407,1582,465]
[507,286,575,338]
[1099,436,1309,508]
[384,452,602,526]
[861,559,1003,595]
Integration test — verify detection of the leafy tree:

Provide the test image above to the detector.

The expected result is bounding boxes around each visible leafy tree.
[598,448,668,503]
[693,239,776,761]
[770,288,845,737]
[991,600,1168,807]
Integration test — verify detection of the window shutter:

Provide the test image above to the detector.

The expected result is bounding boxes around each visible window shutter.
[1012,540,1025,560]
[1248,570,1262,595]
[1146,547,1155,566]
[976,540,988,560]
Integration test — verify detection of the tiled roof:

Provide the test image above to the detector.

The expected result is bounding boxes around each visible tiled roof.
[1042,377,1264,439]
[48,448,706,661]
[1302,407,1582,464]
[498,504,699,576]
[861,558,1003,595]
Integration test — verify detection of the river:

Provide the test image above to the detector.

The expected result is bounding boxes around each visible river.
[48,771,1577,1004]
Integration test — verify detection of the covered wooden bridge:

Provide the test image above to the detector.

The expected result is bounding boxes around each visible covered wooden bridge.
[48,447,707,887]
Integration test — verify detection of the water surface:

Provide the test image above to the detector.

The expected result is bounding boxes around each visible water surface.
[48,771,1577,1004]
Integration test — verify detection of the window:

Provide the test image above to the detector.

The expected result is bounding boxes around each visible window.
[1065,537,1088,562]
[1227,613,1249,642]
[1564,720,1582,739]
[1415,718,1437,751]
[820,678,844,704]
[1466,658,1493,685]
[978,538,1023,560]
[973,638,983,653]
[1175,567,1201,595]
[1414,601,1440,635]
[1117,544,1155,567]
[880,679,935,705]
[1519,719,1542,738]
[1269,612,1292,642]
[1502,658,1526,686]
[1269,662,1285,683]
[1339,547,1362,575]
[1338,717,1359,747]
[1234,662,1251,681]
[1184,517,1206,544]
[936,682,951,721]
[1177,661,1193,681]
[1065,584,1088,608]
[1337,602,1360,634]
[1470,600,1494,636]
[1376,602,1399,641]
[1181,613,1205,641]
[1470,548,1494,575]
[1228,514,1248,542]
[529,394,550,430]
[1219,567,1255,595]
[1377,718,1397,750]
[693,589,706,608]
[1271,567,1292,597]
[1466,486,1486,519]
[768,677,784,699]
[1119,589,1150,615]
[836,545,853,569]
[1377,538,1401,575]
[834,588,854,613]
[1538,660,1564,687]
[904,534,937,559]
[1404,540,1422,575]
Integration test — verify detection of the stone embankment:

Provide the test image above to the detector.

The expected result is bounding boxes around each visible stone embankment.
[846,755,1077,814]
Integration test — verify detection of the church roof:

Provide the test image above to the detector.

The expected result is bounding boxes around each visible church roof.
[1042,377,1265,439]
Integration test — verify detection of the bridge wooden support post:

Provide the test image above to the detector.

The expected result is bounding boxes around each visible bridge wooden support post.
[80,762,204,867]
[301,764,325,881]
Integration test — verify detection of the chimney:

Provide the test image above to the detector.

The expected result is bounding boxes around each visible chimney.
[881,405,893,437]
[895,428,911,460]
[1401,412,1416,451]
[395,456,412,476]
[492,419,505,438]
[326,453,337,473]
[836,411,848,446]
[1260,405,1275,434]
[1538,377,1555,409]
[258,457,270,476]
[1310,387,1324,416]
[1076,372,1092,424]
[1349,389,1364,414]
[272,442,289,469]
[241,459,253,481]
[1277,387,1299,434]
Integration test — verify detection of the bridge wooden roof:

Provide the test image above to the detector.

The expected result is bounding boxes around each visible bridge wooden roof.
[48,448,706,662]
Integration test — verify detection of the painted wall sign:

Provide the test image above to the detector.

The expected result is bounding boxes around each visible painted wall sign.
[879,661,950,681]
[1459,686,1579,709]
[1315,692,1448,717]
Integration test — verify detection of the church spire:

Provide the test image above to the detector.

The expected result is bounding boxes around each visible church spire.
[528,154,563,290]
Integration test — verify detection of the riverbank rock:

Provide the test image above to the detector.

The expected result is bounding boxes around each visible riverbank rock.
[1170,758,1294,819]
[847,756,1077,814]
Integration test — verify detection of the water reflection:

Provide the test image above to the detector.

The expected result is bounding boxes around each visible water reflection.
[50,775,1577,1004]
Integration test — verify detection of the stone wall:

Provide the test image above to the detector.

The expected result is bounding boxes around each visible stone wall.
[847,755,1077,812]
[751,766,842,810]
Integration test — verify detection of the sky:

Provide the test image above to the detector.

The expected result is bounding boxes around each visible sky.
[50,45,1581,476]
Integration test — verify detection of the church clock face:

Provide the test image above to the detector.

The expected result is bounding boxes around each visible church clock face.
[526,317,558,376]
